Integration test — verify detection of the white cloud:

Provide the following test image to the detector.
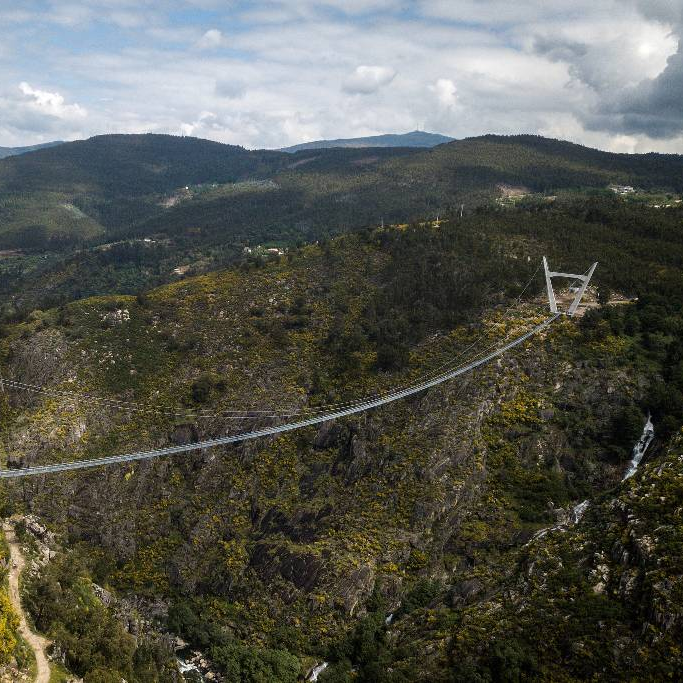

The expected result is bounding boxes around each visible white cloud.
[430,78,458,108]
[0,82,88,144]
[307,0,402,13]
[0,9,36,23]
[18,82,87,120]
[179,110,218,137]
[633,0,683,26]
[342,65,396,94]
[47,3,94,26]
[197,28,226,49]
[2,1,683,151]
[530,17,677,90]
[418,0,609,25]
[215,79,247,99]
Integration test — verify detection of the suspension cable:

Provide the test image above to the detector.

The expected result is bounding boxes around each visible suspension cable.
[1,263,545,420]
[0,313,560,478]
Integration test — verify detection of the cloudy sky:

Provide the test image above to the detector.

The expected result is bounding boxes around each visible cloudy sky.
[1,0,683,152]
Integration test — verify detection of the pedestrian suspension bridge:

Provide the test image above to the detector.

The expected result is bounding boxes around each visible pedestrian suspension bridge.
[0,258,597,478]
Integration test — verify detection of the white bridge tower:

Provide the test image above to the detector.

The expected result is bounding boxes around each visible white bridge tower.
[543,256,598,316]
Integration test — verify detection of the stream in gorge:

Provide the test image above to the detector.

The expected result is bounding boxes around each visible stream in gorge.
[623,414,655,481]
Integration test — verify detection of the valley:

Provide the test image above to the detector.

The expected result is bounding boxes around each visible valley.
[0,133,681,681]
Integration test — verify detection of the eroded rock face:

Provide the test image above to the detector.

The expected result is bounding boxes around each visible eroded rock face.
[10,328,70,387]
[92,583,114,607]
[313,421,345,449]
[258,506,331,543]
[0,666,34,682]
[338,564,375,615]
[250,543,325,593]
[171,423,200,445]
[344,434,371,484]
[407,437,683,680]
[449,578,484,606]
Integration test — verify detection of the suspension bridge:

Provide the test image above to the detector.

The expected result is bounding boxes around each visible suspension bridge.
[0,258,596,478]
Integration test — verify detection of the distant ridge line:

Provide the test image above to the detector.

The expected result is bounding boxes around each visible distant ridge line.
[281,130,454,152]
[0,140,64,159]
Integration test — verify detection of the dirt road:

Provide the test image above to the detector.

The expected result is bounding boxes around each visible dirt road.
[3,522,51,683]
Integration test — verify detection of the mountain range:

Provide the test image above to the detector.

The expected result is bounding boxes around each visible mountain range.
[0,140,63,159]
[1,132,681,253]
[280,130,454,152]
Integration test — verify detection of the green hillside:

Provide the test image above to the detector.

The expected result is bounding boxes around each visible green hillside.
[0,134,416,251]
[0,134,282,196]
[1,133,681,317]
[1,133,681,249]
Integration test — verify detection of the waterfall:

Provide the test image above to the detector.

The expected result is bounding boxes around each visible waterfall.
[177,658,203,681]
[528,499,590,544]
[571,500,589,524]
[308,662,329,681]
[623,414,654,481]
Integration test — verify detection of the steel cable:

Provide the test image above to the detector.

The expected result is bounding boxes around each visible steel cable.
[0,314,559,478]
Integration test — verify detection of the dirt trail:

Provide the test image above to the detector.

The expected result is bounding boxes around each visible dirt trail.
[3,522,51,683]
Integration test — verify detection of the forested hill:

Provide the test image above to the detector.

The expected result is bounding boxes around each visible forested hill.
[2,132,681,200]
[449,134,683,189]
[0,134,284,196]
[1,132,682,311]
[0,134,416,250]
[388,134,683,195]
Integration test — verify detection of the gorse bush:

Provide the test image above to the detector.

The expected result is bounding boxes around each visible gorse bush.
[0,591,19,664]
